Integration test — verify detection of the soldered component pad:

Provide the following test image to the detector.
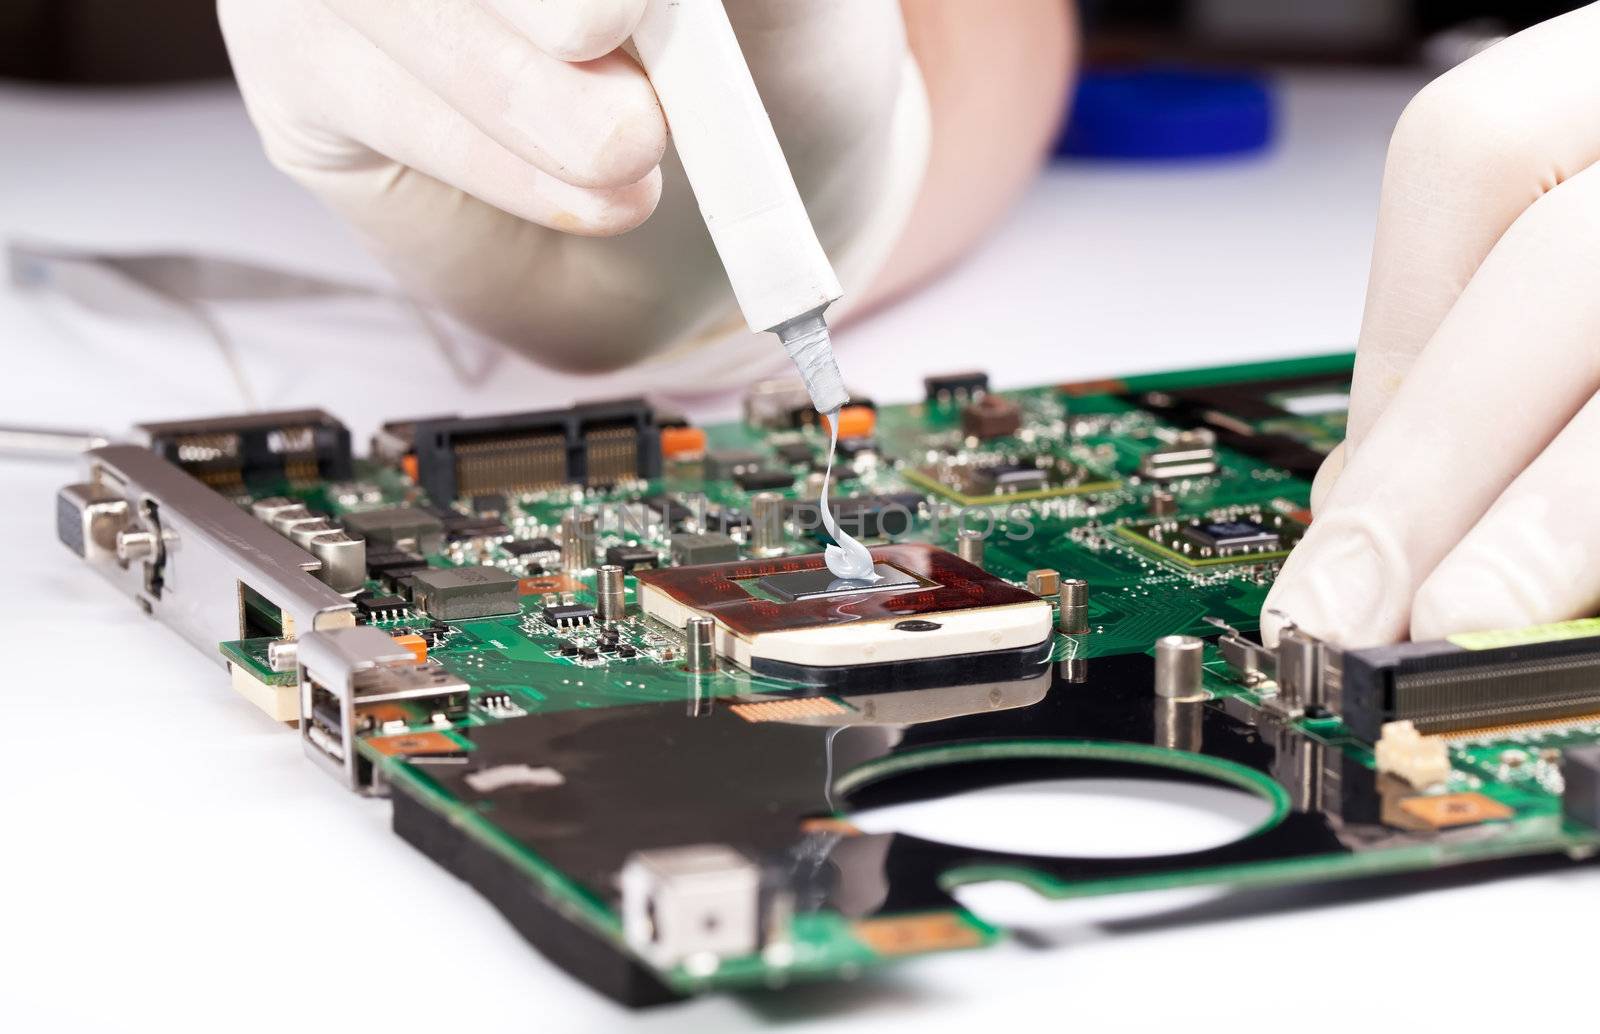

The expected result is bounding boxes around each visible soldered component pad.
[1112,509,1306,569]
[903,453,1118,506]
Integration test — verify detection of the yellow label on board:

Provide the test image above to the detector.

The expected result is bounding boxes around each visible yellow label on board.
[1448,617,1600,651]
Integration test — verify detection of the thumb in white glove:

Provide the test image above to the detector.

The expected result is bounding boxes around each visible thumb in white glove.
[1262,2,1600,648]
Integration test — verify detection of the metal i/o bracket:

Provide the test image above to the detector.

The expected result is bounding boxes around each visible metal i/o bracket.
[57,445,357,662]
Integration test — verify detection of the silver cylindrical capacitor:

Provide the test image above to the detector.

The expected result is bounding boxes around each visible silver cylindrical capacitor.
[686,616,716,673]
[750,492,785,556]
[309,531,367,593]
[596,564,626,624]
[957,528,985,567]
[1058,578,1088,634]
[270,506,318,536]
[1154,634,1205,699]
[251,497,302,524]
[1156,695,1204,752]
[561,511,597,572]
[287,518,337,550]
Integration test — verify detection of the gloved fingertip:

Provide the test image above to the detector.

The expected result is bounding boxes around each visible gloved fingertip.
[496,0,648,63]
[1409,558,1541,643]
[551,166,663,237]
[1258,515,1411,650]
[590,102,669,189]
[1258,598,1289,649]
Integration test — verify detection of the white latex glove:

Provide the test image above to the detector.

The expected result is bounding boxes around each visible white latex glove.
[216,0,927,386]
[1263,3,1600,649]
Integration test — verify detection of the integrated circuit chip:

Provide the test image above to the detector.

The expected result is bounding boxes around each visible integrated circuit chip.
[1113,510,1303,569]
[356,594,409,622]
[978,463,1048,494]
[705,449,763,480]
[1180,519,1281,556]
[504,537,559,559]
[703,508,751,534]
[734,468,795,492]
[544,602,596,628]
[604,545,659,572]
[644,495,694,530]
[441,514,512,542]
[471,493,509,516]
[366,549,430,590]
[754,564,921,602]
[411,565,520,620]
[773,441,813,465]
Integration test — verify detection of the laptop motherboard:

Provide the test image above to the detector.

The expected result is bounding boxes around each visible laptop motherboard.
[56,353,1600,1004]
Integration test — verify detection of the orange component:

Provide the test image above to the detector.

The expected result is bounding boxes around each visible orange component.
[400,454,419,483]
[851,913,985,956]
[823,405,876,439]
[519,574,581,596]
[1058,378,1128,397]
[391,633,427,664]
[660,425,708,460]
[1396,792,1512,829]
[366,730,464,757]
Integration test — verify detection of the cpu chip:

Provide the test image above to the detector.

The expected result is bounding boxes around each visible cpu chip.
[635,544,1051,688]
[754,564,922,602]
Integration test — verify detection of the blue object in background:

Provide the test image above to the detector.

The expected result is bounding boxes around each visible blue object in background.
[1055,66,1276,161]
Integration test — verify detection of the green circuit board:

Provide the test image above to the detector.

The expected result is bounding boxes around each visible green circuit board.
[72,351,1600,1004]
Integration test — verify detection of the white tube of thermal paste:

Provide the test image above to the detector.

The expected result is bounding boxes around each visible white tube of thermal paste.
[631,0,850,413]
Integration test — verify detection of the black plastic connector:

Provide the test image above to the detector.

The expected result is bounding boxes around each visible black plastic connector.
[923,371,989,404]
[410,398,661,504]
[137,409,353,490]
[1342,633,1600,741]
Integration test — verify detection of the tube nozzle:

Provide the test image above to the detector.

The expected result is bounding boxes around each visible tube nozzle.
[774,308,849,415]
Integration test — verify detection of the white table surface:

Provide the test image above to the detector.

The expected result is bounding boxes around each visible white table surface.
[4,68,1594,1032]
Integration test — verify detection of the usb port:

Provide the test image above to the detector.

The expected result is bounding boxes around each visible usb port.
[296,626,468,793]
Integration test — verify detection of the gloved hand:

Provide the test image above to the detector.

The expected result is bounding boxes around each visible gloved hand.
[1263,4,1600,649]
[217,0,927,384]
